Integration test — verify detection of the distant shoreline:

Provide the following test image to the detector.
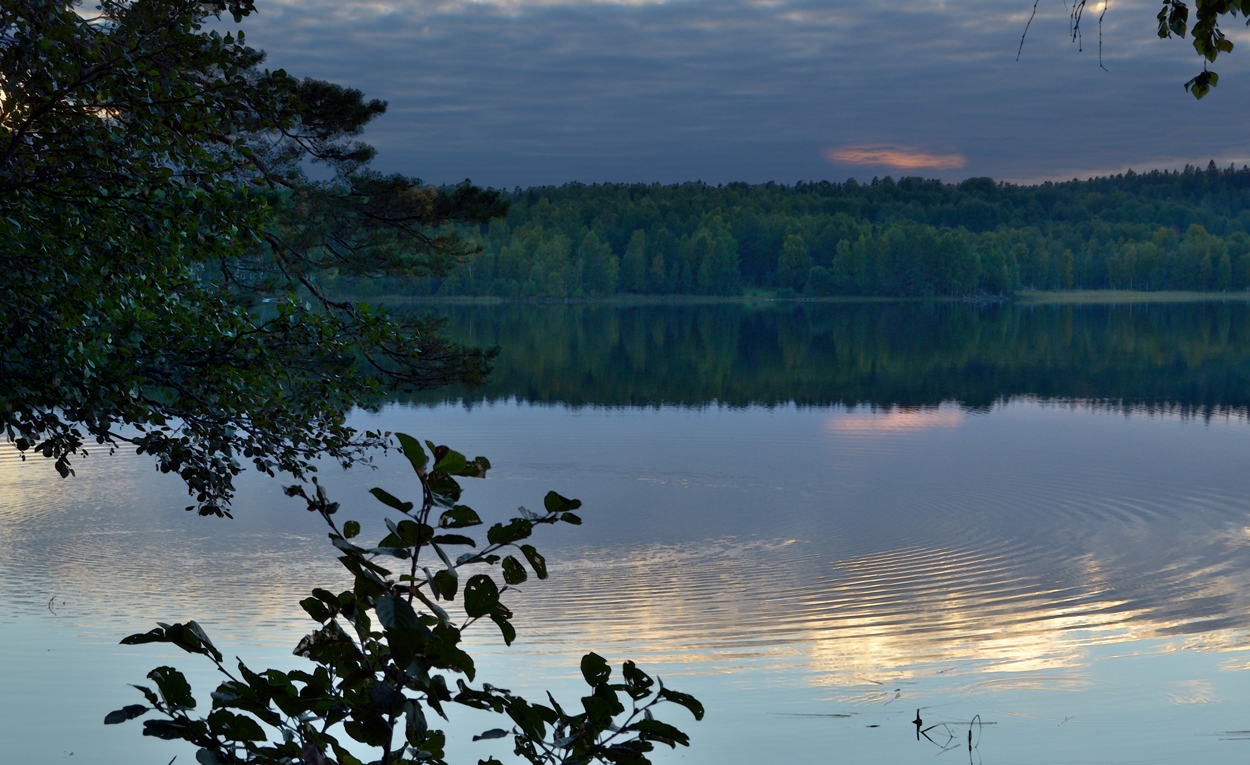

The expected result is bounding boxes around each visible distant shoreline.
[326,290,1250,307]
[1014,289,1250,304]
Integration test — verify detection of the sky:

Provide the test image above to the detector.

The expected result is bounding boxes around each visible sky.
[227,0,1250,188]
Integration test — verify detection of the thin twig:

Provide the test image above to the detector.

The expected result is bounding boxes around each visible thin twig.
[1017,0,1043,60]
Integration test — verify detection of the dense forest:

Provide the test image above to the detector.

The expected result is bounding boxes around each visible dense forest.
[324,162,1250,298]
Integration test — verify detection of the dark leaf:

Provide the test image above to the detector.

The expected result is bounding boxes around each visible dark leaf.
[433,569,458,600]
[369,487,414,513]
[520,545,548,579]
[104,704,148,725]
[430,534,475,547]
[300,596,333,623]
[293,622,358,661]
[412,587,452,625]
[543,491,582,513]
[501,556,527,585]
[439,505,482,528]
[395,433,428,474]
[581,693,615,728]
[405,699,429,742]
[207,709,266,741]
[622,661,653,699]
[487,519,532,545]
[659,686,705,720]
[427,473,463,505]
[580,653,611,686]
[396,520,433,546]
[143,718,195,741]
[148,666,196,708]
[376,593,420,630]
[463,575,499,618]
[490,607,517,646]
[120,621,222,662]
[628,719,690,748]
[432,448,468,475]
[369,681,407,715]
[196,749,223,765]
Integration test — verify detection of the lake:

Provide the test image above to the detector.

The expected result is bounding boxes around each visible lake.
[5,299,1250,764]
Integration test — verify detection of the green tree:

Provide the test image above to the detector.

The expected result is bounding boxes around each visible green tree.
[2,0,506,515]
[691,219,740,295]
[579,230,619,296]
[1059,249,1076,290]
[620,230,648,293]
[777,234,813,290]
[803,265,836,296]
[649,253,668,294]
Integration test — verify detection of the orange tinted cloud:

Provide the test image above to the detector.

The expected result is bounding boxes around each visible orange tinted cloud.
[825,145,967,171]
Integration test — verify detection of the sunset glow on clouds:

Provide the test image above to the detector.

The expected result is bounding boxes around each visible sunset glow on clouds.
[825,145,967,171]
[232,0,1250,186]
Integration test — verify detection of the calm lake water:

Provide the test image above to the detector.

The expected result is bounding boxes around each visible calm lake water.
[5,300,1250,764]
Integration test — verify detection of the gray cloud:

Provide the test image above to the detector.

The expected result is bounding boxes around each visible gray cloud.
[230,0,1250,186]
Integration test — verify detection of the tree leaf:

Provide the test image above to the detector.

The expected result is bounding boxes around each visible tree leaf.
[104,704,148,725]
[463,575,500,618]
[501,556,527,585]
[439,505,482,528]
[543,491,582,513]
[369,487,414,513]
[433,569,458,600]
[627,718,690,748]
[395,433,427,474]
[487,519,533,545]
[431,534,475,547]
[659,686,705,720]
[376,593,420,630]
[580,653,611,687]
[148,666,196,709]
[520,545,548,579]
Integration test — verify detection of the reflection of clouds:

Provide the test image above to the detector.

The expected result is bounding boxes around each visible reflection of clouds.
[10,448,1250,689]
[9,398,1250,698]
[824,406,964,434]
[475,523,1250,693]
[1162,679,1218,705]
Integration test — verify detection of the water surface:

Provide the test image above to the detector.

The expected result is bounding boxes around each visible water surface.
[5,300,1250,764]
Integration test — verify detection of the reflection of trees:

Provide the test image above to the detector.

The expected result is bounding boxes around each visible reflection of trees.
[396,303,1250,414]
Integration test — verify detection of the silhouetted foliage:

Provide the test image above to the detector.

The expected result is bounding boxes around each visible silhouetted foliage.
[109,435,702,764]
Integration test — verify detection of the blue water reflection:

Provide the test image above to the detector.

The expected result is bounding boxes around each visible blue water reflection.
[5,397,1250,763]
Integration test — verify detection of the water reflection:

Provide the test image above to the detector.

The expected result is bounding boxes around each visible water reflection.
[6,400,1250,672]
[7,302,1250,763]
[405,300,1250,413]
[825,407,966,433]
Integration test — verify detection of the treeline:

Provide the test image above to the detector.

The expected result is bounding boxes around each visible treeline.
[327,162,1250,298]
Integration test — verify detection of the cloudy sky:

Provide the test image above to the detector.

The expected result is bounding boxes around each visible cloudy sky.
[230,0,1250,187]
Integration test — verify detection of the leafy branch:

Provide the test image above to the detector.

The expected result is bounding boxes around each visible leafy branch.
[107,433,702,765]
